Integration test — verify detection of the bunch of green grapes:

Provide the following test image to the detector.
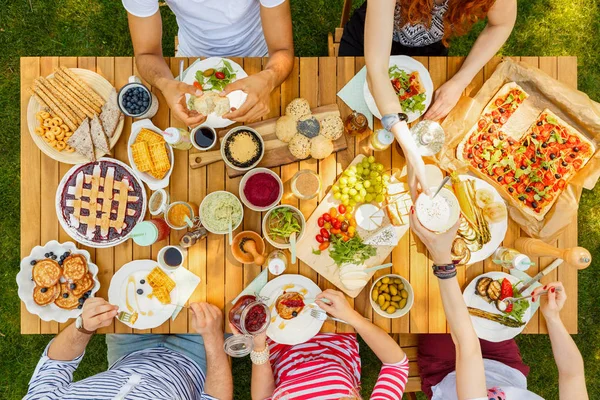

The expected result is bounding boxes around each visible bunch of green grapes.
[331,155,390,207]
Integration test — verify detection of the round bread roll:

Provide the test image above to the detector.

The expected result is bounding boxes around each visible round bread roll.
[193,92,219,115]
[288,133,311,159]
[275,115,297,143]
[285,98,311,120]
[310,135,334,160]
[297,115,320,139]
[320,115,344,140]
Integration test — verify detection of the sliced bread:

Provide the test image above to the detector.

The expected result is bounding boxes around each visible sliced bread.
[91,114,110,159]
[100,88,122,139]
[67,118,95,162]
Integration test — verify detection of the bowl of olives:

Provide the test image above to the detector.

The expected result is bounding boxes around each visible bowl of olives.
[369,274,413,318]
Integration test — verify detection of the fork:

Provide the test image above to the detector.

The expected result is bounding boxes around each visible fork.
[117,311,134,322]
[502,287,562,305]
[310,308,350,325]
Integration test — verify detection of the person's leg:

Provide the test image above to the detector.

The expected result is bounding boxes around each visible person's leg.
[106,334,167,368]
[164,334,210,373]
[417,334,458,399]
[480,338,530,377]
[338,2,368,57]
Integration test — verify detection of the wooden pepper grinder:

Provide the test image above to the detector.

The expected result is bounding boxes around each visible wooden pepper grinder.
[242,239,265,266]
[514,238,592,270]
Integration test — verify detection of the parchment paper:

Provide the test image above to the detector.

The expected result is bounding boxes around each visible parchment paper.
[435,58,600,241]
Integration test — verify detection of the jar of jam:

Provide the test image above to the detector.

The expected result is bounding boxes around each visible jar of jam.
[228,295,270,335]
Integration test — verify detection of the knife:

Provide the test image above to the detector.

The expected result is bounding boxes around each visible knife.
[518,258,563,294]
[431,176,451,199]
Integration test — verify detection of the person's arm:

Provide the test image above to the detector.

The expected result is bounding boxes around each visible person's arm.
[126,10,206,126]
[424,0,517,120]
[364,0,430,199]
[316,290,405,364]
[409,211,487,400]
[222,1,294,123]
[190,302,233,400]
[249,333,276,400]
[532,282,588,400]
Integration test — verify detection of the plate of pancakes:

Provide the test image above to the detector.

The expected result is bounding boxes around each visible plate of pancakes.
[17,240,100,322]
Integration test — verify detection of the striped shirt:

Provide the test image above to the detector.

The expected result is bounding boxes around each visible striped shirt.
[25,341,218,400]
[267,333,409,400]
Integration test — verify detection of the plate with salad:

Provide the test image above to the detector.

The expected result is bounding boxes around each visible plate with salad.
[363,55,433,122]
[463,272,537,342]
[182,57,248,128]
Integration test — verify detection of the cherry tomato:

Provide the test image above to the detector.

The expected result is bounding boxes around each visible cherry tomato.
[340,222,349,232]
[319,241,330,251]
[323,213,331,222]
[345,205,353,213]
[324,222,332,229]
[329,207,338,218]
[215,71,226,79]
[332,220,342,229]
[338,204,346,214]
[345,212,353,220]
[330,228,341,235]
[320,228,330,239]
[347,226,356,234]
[193,81,203,90]
[337,216,345,224]
[349,219,357,227]
[315,234,324,243]
[348,231,355,238]
[341,234,350,242]
[317,217,324,227]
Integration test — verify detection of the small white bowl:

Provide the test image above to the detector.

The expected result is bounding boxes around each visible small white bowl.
[239,168,283,212]
[200,190,244,235]
[220,126,264,172]
[262,205,306,249]
[369,274,414,319]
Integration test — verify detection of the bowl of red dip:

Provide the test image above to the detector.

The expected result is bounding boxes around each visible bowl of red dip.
[239,168,283,212]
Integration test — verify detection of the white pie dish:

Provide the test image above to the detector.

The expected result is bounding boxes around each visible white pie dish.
[17,241,100,322]
[127,119,175,190]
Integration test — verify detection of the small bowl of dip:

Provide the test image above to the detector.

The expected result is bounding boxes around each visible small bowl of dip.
[221,126,264,172]
[200,191,244,235]
[239,168,283,212]
[415,187,460,233]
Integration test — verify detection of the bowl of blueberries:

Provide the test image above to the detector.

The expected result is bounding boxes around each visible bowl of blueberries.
[118,77,158,119]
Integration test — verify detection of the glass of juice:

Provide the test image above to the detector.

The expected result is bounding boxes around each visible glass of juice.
[165,201,198,230]
[291,169,321,200]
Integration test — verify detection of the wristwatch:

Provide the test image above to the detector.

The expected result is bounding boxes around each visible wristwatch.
[381,112,409,132]
[75,315,95,335]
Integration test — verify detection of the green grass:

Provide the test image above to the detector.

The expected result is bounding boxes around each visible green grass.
[1,0,599,398]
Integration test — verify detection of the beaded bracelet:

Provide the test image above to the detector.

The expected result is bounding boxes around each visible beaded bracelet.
[250,346,270,365]
[432,263,457,279]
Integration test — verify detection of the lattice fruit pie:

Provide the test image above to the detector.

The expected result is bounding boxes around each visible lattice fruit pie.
[56,158,146,247]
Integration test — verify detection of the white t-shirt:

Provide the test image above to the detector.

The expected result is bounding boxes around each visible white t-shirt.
[432,359,545,400]
[122,0,285,57]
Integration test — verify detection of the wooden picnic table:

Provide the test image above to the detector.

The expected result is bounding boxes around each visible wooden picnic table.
[20,56,580,336]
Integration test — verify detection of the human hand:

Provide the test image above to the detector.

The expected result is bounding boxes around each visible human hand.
[405,154,430,202]
[533,282,566,323]
[315,289,361,326]
[409,207,460,265]
[423,77,467,121]
[190,302,224,343]
[221,70,275,123]
[157,78,207,128]
[81,297,119,332]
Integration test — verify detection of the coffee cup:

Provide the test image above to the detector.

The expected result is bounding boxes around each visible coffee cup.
[157,245,187,271]
[190,125,217,151]
[118,76,159,119]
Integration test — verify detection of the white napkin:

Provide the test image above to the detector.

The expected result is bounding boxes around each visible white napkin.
[231,269,269,305]
[170,268,201,321]
[337,66,374,130]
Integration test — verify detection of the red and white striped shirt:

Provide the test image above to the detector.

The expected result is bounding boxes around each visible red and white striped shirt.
[266,333,409,400]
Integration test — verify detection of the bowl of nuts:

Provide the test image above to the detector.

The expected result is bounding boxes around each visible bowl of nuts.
[370,274,413,318]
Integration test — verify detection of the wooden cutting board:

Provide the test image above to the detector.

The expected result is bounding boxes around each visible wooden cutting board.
[189,104,347,178]
[296,154,411,298]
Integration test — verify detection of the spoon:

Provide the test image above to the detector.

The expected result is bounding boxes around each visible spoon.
[431,176,451,199]
[363,262,393,274]
[290,232,297,264]
[184,215,194,229]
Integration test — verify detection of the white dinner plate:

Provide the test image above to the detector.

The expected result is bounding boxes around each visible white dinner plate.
[108,260,178,330]
[259,275,324,345]
[183,57,248,129]
[459,175,508,264]
[363,55,433,122]
[16,241,100,323]
[463,272,535,342]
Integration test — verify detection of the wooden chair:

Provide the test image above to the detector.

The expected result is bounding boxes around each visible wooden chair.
[393,334,422,399]
[328,0,354,56]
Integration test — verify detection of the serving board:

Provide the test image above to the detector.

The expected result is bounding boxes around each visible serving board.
[188,104,347,178]
[296,154,411,298]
